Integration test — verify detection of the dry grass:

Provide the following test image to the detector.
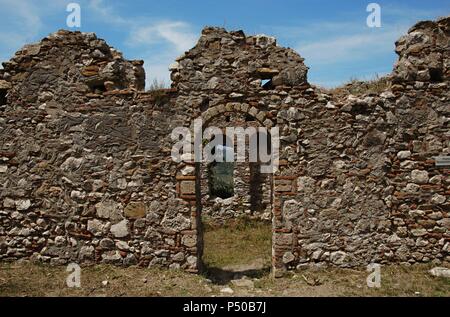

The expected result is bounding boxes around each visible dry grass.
[144,79,172,106]
[202,218,272,269]
[0,262,448,297]
[269,265,450,297]
[0,263,211,297]
[146,78,168,91]
[321,74,392,98]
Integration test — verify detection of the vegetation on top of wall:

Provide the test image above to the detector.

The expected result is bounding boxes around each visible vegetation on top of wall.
[145,79,173,106]
[321,74,392,97]
[146,79,169,92]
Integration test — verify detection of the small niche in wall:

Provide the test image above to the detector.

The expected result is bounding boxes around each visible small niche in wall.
[90,83,107,94]
[200,97,210,112]
[429,68,443,83]
[245,114,255,122]
[256,67,278,90]
[0,89,7,106]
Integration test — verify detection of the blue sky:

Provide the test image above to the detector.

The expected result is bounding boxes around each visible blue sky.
[0,0,448,88]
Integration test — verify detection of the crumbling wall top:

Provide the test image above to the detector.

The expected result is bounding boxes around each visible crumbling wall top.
[170,27,309,93]
[392,16,449,83]
[1,30,145,107]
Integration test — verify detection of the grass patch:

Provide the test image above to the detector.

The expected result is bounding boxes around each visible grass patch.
[322,74,391,97]
[0,262,448,297]
[202,218,272,269]
[0,263,210,297]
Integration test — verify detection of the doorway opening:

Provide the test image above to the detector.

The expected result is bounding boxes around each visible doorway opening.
[429,68,443,83]
[0,88,7,107]
[198,112,273,284]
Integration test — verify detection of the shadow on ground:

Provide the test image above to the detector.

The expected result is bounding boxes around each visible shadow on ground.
[203,266,271,285]
[202,258,271,285]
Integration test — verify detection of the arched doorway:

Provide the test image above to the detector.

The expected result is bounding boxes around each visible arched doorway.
[195,108,275,281]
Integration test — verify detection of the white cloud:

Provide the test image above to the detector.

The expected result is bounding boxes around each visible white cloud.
[268,3,445,87]
[0,0,64,65]
[143,62,172,87]
[0,0,43,30]
[0,0,43,45]
[86,1,198,88]
[0,0,199,87]
[296,26,405,65]
[129,21,197,53]
[270,18,412,66]
[127,20,198,86]
[292,23,408,87]
[87,0,129,26]
[0,1,42,65]
[0,31,31,51]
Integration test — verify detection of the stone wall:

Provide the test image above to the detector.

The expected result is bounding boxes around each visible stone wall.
[0,30,199,271]
[0,17,448,275]
[274,16,449,273]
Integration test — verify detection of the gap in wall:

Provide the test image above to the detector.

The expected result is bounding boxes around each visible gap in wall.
[200,115,272,283]
[0,89,7,107]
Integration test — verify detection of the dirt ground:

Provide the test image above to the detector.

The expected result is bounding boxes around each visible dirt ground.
[0,262,448,297]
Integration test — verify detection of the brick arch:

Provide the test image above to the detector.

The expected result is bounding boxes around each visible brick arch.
[201,103,274,129]
[176,103,301,275]
[193,103,303,276]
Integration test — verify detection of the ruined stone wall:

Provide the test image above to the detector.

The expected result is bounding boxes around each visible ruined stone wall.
[0,17,448,275]
[0,31,199,271]
[274,16,449,272]
[1,30,145,108]
[161,18,449,273]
